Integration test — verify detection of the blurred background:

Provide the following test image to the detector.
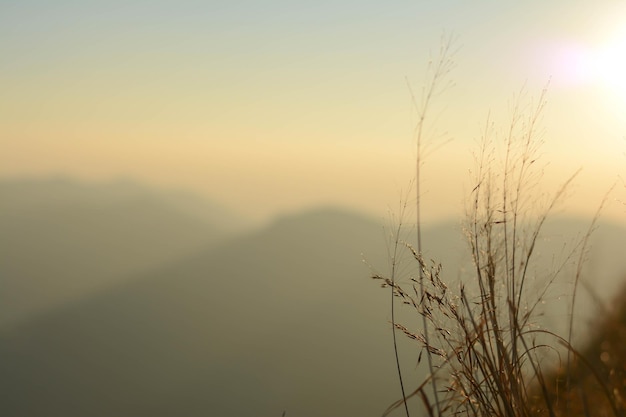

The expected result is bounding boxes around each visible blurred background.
[1,1,626,416]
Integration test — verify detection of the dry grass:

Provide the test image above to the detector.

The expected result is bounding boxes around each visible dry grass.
[531,282,626,417]
[371,36,622,417]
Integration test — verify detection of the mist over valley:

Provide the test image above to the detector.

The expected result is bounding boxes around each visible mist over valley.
[2,178,626,416]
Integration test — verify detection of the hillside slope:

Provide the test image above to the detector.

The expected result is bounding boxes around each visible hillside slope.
[0,208,465,417]
[0,177,236,327]
[1,205,625,416]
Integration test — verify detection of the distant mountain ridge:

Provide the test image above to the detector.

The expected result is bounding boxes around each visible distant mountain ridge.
[0,176,249,231]
[0,176,246,327]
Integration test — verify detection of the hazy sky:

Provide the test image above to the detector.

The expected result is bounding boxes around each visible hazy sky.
[2,1,626,223]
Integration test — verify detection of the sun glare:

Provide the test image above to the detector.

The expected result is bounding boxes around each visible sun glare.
[543,19,626,112]
[543,25,626,127]
[593,27,626,106]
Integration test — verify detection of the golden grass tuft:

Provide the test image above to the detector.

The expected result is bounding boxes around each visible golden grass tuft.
[371,35,622,417]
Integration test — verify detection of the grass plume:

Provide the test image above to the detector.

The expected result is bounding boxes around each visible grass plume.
[372,37,621,417]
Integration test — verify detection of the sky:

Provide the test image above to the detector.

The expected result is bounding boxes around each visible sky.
[2,1,626,224]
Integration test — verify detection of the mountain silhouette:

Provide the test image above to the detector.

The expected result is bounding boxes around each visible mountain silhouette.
[0,177,241,327]
[0,207,463,416]
[1,199,625,416]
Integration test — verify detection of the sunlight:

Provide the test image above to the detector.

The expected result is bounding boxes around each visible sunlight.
[593,26,626,107]
[543,25,626,127]
[544,22,626,109]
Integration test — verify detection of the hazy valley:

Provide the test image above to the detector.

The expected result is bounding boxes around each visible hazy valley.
[1,178,626,416]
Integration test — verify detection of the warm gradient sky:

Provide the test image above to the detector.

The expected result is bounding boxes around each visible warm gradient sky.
[2,1,626,223]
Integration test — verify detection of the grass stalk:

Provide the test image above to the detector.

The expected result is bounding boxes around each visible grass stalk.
[411,33,456,417]
[372,36,619,417]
